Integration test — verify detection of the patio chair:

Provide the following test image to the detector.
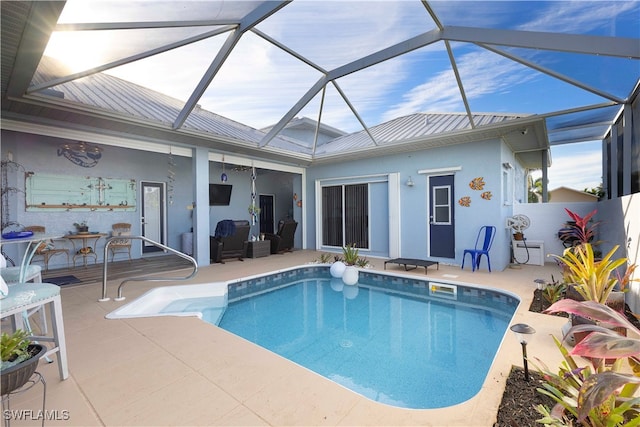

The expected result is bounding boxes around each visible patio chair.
[1,254,42,284]
[264,219,298,254]
[210,220,251,263]
[24,226,69,272]
[108,223,132,261]
[1,254,48,334]
[461,225,496,272]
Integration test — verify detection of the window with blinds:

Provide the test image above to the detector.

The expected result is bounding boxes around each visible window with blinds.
[321,183,369,248]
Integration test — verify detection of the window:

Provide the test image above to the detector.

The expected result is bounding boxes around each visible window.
[432,185,451,224]
[321,184,369,248]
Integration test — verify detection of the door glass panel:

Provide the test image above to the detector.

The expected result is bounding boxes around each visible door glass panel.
[435,187,449,205]
[322,184,369,248]
[432,186,451,225]
[143,185,161,246]
[322,186,343,246]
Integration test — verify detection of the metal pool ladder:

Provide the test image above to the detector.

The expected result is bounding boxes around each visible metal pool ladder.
[99,235,198,302]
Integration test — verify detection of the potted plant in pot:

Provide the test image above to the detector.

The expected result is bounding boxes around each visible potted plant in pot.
[73,221,89,233]
[1,329,47,395]
[341,244,360,285]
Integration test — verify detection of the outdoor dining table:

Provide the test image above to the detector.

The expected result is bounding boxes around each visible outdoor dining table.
[0,232,63,282]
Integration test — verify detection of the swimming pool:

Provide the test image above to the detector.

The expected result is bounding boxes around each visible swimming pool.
[218,266,519,409]
[106,265,518,409]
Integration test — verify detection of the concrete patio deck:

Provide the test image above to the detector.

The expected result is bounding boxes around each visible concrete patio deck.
[2,250,568,426]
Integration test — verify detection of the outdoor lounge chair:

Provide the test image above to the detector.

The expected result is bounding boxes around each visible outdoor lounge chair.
[264,219,297,254]
[210,220,250,263]
[461,225,496,272]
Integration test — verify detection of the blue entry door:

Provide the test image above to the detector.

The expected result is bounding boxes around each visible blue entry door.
[428,175,455,258]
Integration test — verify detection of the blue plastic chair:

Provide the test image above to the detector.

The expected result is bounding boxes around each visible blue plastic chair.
[461,226,496,272]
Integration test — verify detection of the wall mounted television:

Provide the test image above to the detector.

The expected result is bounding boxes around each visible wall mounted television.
[209,184,232,206]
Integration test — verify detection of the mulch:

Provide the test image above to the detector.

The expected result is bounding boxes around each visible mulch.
[494,288,640,426]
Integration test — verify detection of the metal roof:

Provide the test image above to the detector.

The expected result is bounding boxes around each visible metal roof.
[2,1,638,167]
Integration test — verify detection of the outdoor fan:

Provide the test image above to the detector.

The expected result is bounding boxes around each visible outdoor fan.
[506,214,531,240]
[506,214,531,265]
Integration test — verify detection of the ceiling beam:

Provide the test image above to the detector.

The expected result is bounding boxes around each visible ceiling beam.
[5,1,65,98]
[259,77,328,147]
[479,43,626,103]
[442,26,640,59]
[328,27,443,81]
[173,1,290,130]
[28,26,236,93]
[55,20,239,31]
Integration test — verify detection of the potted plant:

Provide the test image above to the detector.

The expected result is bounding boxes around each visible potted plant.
[534,299,640,426]
[73,221,89,233]
[1,330,47,395]
[247,204,261,216]
[341,244,360,285]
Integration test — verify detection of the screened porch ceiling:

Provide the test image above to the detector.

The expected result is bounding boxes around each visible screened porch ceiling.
[1,1,639,168]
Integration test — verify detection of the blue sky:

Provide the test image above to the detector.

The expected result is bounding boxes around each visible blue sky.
[44,1,639,191]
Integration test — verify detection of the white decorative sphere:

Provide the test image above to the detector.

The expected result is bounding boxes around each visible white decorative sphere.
[343,284,359,299]
[342,266,359,286]
[330,261,346,278]
[330,277,344,292]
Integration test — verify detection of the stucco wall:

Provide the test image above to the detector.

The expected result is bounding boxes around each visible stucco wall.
[1,130,299,268]
[514,195,639,311]
[306,138,520,271]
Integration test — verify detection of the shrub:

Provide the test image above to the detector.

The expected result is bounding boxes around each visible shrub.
[535,299,640,426]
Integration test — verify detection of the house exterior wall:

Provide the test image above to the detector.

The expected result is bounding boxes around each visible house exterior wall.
[306,138,526,271]
[0,130,300,268]
[1,131,193,267]
[598,193,640,312]
[548,187,598,203]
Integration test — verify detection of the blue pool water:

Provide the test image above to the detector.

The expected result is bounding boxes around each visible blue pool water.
[217,267,519,409]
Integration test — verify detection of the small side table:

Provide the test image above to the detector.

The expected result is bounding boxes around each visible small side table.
[246,240,270,258]
[64,233,106,267]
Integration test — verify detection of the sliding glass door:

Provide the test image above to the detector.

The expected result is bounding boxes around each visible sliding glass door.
[321,183,369,249]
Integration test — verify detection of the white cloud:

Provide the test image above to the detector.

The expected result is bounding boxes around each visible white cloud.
[531,142,603,191]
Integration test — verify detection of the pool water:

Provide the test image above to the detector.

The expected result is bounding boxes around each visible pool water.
[217,267,518,409]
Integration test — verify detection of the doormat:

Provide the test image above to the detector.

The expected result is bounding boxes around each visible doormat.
[45,275,81,286]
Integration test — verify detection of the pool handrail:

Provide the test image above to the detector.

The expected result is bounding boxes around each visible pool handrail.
[99,235,198,302]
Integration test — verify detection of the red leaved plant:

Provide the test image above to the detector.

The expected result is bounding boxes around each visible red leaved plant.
[560,208,600,247]
[534,299,640,425]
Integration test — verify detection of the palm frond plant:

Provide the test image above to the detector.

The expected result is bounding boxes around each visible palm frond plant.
[1,329,46,395]
[534,299,640,426]
[342,244,360,266]
[553,243,627,304]
[1,330,31,365]
[318,253,333,264]
[542,281,567,306]
[356,257,370,268]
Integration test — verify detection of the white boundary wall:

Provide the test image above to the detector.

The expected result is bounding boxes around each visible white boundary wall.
[514,194,640,312]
